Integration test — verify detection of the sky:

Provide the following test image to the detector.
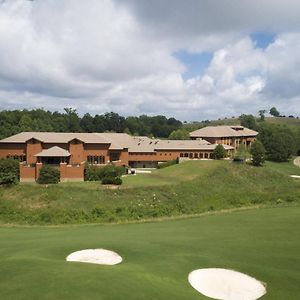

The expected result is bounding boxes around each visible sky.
[0,0,300,121]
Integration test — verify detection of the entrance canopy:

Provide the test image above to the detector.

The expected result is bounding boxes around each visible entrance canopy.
[34,146,71,157]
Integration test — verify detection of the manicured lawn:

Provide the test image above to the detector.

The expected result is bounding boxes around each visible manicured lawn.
[0,207,299,299]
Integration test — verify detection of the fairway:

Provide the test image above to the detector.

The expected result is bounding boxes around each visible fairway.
[0,207,299,300]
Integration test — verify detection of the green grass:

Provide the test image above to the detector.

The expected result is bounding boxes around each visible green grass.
[265,159,300,176]
[0,207,299,299]
[1,160,300,225]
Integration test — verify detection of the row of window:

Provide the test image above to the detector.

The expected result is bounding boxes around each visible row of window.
[6,155,26,162]
[179,152,213,159]
[87,155,105,164]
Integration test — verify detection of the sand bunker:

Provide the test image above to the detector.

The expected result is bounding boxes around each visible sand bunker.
[66,249,122,265]
[188,268,266,300]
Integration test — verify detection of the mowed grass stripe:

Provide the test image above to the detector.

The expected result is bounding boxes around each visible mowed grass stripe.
[0,207,299,299]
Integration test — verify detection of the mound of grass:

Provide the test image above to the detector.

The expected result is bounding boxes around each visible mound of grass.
[0,160,299,225]
[0,207,299,299]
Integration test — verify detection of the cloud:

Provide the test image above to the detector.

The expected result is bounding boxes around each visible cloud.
[0,0,299,120]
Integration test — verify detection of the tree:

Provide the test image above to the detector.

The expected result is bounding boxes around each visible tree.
[250,140,265,166]
[239,114,258,130]
[63,108,81,132]
[270,107,280,117]
[213,144,226,159]
[267,133,295,161]
[258,110,266,121]
[168,129,189,140]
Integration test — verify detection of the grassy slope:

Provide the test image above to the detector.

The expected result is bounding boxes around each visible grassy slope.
[0,207,299,300]
[0,160,300,224]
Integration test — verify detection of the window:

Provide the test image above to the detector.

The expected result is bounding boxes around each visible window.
[194,153,199,158]
[87,155,105,164]
[180,153,184,157]
[6,154,26,162]
[184,153,189,157]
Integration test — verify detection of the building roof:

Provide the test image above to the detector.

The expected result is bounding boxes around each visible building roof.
[189,125,258,138]
[0,132,110,144]
[0,131,234,152]
[34,146,71,157]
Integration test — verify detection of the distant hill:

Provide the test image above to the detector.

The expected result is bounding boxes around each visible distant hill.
[184,116,300,132]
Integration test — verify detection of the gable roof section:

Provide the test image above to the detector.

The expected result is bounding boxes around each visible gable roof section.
[0,132,110,144]
[34,146,71,157]
[189,125,258,138]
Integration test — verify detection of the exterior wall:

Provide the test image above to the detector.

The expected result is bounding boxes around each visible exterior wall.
[118,149,129,166]
[19,164,36,182]
[0,143,26,158]
[60,163,84,182]
[43,143,69,150]
[69,140,84,164]
[192,136,256,150]
[84,143,110,163]
[128,152,157,161]
[129,161,158,168]
[26,140,42,164]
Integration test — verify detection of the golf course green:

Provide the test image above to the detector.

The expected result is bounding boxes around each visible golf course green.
[0,206,299,300]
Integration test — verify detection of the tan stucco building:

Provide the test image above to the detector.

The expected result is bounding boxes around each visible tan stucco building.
[189,125,258,150]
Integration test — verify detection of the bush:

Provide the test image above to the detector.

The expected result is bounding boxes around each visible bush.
[102,176,122,185]
[85,164,126,181]
[84,165,103,181]
[0,158,19,186]
[213,144,226,159]
[37,165,60,184]
[157,160,177,169]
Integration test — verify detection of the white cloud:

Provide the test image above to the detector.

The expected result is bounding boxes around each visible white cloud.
[0,0,299,120]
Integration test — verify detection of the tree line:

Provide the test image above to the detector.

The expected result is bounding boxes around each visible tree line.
[0,107,299,163]
[0,108,182,139]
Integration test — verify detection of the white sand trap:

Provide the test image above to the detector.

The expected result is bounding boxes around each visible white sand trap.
[188,268,266,300]
[66,249,122,265]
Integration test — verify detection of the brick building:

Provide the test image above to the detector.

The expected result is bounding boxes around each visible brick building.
[0,131,235,182]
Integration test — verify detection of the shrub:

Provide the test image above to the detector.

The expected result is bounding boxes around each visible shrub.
[102,176,122,185]
[100,165,126,178]
[250,140,266,166]
[37,165,60,184]
[157,160,177,169]
[213,144,226,159]
[84,164,126,181]
[0,158,19,186]
[84,165,103,181]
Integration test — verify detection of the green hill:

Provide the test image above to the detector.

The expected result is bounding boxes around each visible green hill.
[184,116,300,132]
[1,160,299,225]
